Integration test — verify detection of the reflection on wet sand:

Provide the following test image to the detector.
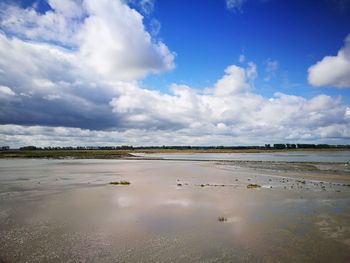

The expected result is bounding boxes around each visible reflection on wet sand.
[0,159,350,262]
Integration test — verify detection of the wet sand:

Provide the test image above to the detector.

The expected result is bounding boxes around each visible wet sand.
[0,159,350,262]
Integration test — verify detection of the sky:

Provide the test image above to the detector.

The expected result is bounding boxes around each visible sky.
[0,0,349,147]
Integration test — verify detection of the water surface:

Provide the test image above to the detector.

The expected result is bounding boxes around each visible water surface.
[0,159,350,262]
[136,151,350,163]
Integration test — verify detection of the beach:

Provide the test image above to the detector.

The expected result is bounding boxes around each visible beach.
[0,157,350,262]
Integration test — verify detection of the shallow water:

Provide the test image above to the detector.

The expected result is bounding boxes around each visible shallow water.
[136,150,350,163]
[0,159,350,262]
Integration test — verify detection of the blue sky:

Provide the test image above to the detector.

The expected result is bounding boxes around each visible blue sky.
[141,0,350,100]
[15,0,350,97]
[0,0,349,146]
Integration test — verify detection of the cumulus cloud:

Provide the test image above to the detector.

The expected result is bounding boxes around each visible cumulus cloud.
[0,0,174,81]
[0,1,81,45]
[48,0,84,18]
[214,63,256,96]
[78,0,174,80]
[108,69,349,142]
[0,0,349,146]
[0,31,121,129]
[308,34,350,88]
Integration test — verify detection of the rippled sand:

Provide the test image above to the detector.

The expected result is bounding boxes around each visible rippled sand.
[0,159,350,262]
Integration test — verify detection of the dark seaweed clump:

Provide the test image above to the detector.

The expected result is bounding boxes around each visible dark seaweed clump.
[110,181,130,185]
[218,216,227,222]
[247,184,261,189]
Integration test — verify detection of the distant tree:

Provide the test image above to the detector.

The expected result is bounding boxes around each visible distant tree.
[20,146,37,150]
[297,144,316,148]
[273,144,286,149]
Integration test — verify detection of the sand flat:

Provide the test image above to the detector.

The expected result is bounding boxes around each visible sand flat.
[0,159,350,262]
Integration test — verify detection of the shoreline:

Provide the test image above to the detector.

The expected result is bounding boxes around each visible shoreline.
[1,150,349,184]
[1,156,349,184]
[0,148,349,159]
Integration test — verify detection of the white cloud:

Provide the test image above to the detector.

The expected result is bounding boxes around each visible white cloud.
[0,0,174,81]
[78,0,174,80]
[0,31,121,129]
[264,59,279,81]
[150,18,161,36]
[127,0,155,15]
[214,63,256,96]
[246,62,257,82]
[346,107,350,118]
[239,54,246,63]
[0,28,348,144]
[0,1,80,45]
[48,0,84,18]
[308,34,350,88]
[0,85,16,96]
[0,1,349,146]
[44,94,61,101]
[107,64,349,143]
[226,0,247,12]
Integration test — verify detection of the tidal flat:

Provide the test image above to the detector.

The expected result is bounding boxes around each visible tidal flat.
[0,158,350,262]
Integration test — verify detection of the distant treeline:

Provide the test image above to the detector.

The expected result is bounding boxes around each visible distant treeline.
[0,144,349,151]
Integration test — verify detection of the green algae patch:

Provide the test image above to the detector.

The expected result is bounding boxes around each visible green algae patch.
[247,184,261,189]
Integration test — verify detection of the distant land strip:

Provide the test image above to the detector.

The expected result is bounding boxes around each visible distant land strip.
[0,144,349,159]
